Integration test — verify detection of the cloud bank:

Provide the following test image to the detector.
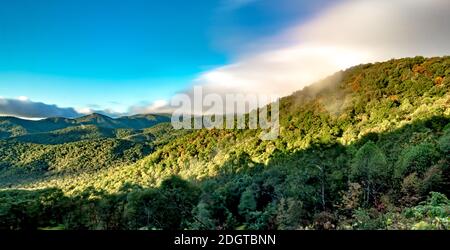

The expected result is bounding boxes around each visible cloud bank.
[0,97,125,119]
[0,97,81,119]
[200,0,450,96]
[137,0,450,114]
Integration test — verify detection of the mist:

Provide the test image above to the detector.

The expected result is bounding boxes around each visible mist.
[139,0,450,114]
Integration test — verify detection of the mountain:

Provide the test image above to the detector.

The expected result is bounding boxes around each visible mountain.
[0,113,172,140]
[0,116,75,138]
[0,56,449,230]
[0,113,176,187]
[8,125,116,144]
[116,114,173,130]
[73,113,118,128]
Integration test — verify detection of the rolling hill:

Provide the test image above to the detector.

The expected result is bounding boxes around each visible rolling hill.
[0,56,449,230]
[0,113,172,139]
[0,113,176,187]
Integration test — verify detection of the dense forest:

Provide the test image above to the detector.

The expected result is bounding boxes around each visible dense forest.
[0,56,449,230]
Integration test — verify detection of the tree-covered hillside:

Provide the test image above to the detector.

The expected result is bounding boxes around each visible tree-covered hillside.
[0,122,191,187]
[0,113,171,139]
[0,56,449,230]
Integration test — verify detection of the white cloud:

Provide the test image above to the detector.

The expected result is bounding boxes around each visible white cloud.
[178,0,450,112]
[75,107,95,115]
[129,100,171,114]
[17,96,29,101]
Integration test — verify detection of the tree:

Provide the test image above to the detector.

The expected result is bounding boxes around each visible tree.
[438,129,450,160]
[190,201,216,229]
[156,176,201,229]
[238,188,257,220]
[351,141,389,205]
[276,197,305,229]
[123,176,200,230]
[396,142,439,178]
[339,182,363,212]
[400,173,422,206]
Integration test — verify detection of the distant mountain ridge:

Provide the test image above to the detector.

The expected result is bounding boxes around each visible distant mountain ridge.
[0,113,171,139]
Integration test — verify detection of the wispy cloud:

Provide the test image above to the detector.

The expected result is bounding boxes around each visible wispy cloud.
[179,0,450,107]
[128,100,171,114]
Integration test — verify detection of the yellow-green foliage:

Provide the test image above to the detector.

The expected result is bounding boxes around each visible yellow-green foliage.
[0,56,449,230]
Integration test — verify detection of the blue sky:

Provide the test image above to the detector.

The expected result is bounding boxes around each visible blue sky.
[0,0,335,116]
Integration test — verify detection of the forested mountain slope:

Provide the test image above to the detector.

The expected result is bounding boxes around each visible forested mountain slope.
[0,113,171,139]
[0,56,449,230]
[0,115,184,186]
